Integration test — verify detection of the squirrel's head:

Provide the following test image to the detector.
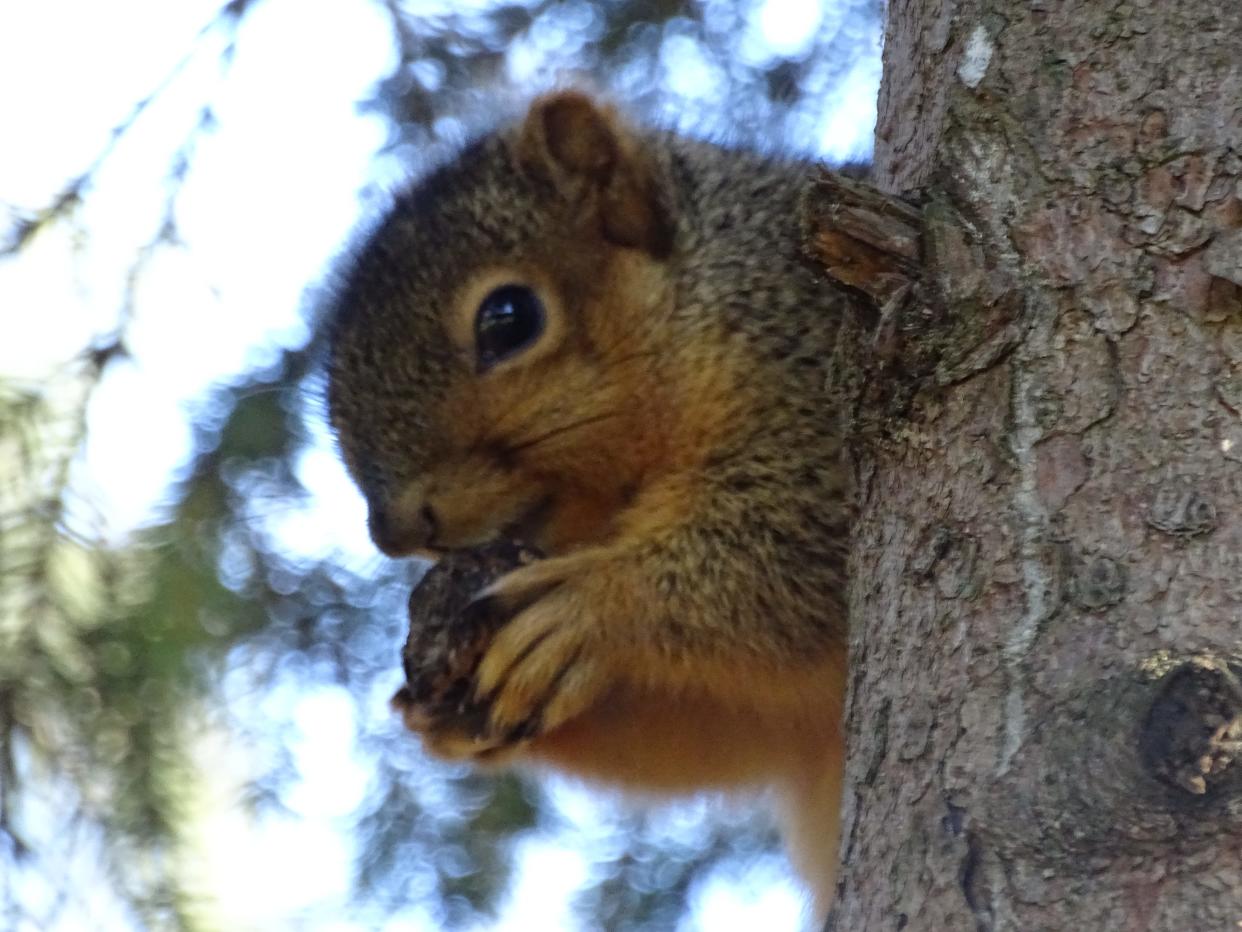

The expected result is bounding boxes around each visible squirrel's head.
[327,92,685,558]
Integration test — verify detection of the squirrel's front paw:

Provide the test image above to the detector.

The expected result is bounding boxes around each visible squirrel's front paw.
[469,559,613,744]
[391,686,501,761]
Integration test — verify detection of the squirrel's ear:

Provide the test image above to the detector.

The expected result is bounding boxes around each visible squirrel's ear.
[517,91,674,258]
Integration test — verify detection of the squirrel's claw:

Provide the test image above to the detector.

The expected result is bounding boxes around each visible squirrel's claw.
[472,563,611,742]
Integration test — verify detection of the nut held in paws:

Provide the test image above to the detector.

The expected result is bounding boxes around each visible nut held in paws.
[391,540,542,740]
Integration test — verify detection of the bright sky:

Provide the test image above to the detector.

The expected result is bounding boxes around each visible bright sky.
[0,0,877,928]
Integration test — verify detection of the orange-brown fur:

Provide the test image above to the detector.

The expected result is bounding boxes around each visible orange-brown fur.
[327,91,857,921]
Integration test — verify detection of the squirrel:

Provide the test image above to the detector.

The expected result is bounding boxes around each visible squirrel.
[326,91,858,920]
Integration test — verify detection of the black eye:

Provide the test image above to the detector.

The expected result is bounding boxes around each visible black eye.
[474,284,545,371]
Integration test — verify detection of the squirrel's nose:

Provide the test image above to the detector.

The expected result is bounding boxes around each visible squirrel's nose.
[368,501,439,557]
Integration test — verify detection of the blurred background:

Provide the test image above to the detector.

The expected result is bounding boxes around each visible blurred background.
[0,1,880,928]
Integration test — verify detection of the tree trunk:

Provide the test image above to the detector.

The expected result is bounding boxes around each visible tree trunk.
[829,0,1242,928]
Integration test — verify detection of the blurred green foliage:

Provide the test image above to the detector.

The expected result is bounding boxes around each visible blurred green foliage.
[0,0,878,928]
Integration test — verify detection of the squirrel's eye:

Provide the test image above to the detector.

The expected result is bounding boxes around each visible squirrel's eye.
[474,284,545,371]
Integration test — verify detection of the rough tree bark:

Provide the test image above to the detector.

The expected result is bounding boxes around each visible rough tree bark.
[811,0,1242,928]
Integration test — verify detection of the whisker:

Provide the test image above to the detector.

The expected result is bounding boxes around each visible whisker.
[600,349,661,372]
[472,347,660,451]
[507,411,623,454]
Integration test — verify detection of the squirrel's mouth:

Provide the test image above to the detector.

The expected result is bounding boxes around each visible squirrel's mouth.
[500,494,556,550]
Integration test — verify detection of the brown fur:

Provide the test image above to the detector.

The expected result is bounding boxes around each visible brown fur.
[326,91,857,920]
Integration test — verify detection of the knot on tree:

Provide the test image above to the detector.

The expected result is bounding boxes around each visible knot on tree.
[1141,656,1242,796]
[985,653,1242,864]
